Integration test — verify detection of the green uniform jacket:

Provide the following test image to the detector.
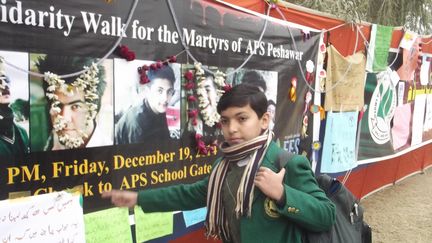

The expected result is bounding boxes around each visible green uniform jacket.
[0,124,29,162]
[138,142,335,243]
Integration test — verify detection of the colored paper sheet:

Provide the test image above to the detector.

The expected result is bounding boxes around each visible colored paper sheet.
[420,56,430,85]
[135,207,173,242]
[424,94,432,132]
[325,45,366,111]
[399,31,417,50]
[411,94,427,145]
[0,192,85,243]
[321,111,359,173]
[397,82,405,107]
[373,25,393,71]
[366,24,393,72]
[84,207,132,243]
[397,40,419,81]
[183,207,207,227]
[391,103,412,150]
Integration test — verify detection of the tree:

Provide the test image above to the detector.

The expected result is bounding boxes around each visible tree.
[285,0,432,34]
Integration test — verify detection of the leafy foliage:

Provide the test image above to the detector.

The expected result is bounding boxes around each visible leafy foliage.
[285,0,432,34]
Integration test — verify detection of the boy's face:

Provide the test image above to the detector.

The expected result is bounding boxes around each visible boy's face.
[220,104,269,146]
[51,89,95,144]
[267,104,276,122]
[145,78,174,114]
[203,76,217,108]
[0,82,11,104]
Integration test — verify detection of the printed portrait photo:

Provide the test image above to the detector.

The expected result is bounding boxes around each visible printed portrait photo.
[114,59,181,145]
[226,68,278,130]
[0,50,30,162]
[29,54,114,152]
[180,64,226,146]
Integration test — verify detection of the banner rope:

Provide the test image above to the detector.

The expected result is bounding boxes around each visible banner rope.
[0,0,140,79]
[356,25,400,69]
[166,0,271,76]
[272,3,360,94]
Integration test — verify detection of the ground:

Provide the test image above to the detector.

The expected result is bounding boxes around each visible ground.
[361,167,432,243]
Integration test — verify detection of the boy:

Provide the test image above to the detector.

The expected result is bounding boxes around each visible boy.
[103,83,335,243]
[35,55,110,151]
[115,65,176,145]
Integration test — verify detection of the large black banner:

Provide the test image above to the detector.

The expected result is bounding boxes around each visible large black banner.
[0,0,320,213]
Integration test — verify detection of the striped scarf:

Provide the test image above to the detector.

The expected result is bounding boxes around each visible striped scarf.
[205,130,273,240]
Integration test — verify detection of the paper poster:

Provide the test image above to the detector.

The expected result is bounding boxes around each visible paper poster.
[420,56,430,85]
[399,31,418,50]
[411,94,427,145]
[424,94,432,132]
[397,82,405,107]
[84,207,132,243]
[365,24,377,72]
[0,192,85,243]
[182,207,207,227]
[397,39,419,81]
[134,208,173,242]
[366,24,393,72]
[324,45,366,111]
[390,70,400,87]
[321,111,359,173]
[391,103,412,150]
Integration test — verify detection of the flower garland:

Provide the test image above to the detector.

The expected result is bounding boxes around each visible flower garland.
[137,56,177,84]
[194,62,227,127]
[44,63,100,149]
[184,62,230,154]
[115,44,136,61]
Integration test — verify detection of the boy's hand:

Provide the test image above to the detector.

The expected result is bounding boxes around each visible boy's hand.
[101,190,138,208]
[254,167,285,202]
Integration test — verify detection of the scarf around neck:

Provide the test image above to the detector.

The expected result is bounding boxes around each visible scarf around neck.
[205,130,273,240]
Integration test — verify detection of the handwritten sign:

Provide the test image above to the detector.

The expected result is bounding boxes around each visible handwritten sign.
[134,207,173,242]
[0,192,85,243]
[391,103,412,150]
[84,207,132,243]
[183,207,207,227]
[424,94,432,132]
[321,111,358,173]
[411,94,427,145]
[324,45,366,111]
[366,24,393,72]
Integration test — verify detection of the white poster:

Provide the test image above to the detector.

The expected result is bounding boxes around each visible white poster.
[0,192,85,243]
[420,56,430,85]
[424,94,432,132]
[411,94,427,146]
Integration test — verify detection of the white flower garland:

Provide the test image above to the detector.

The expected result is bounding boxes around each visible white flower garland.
[194,62,226,127]
[44,63,100,149]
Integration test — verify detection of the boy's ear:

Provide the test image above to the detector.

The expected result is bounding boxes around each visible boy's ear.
[260,111,270,130]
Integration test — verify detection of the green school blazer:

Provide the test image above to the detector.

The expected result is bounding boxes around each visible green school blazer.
[138,142,335,243]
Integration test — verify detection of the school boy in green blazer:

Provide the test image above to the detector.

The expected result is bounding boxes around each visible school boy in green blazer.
[103,83,335,243]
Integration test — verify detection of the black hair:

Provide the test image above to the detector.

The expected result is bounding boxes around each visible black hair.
[35,55,107,113]
[147,65,175,85]
[0,75,10,96]
[241,70,266,92]
[267,99,276,107]
[217,83,267,118]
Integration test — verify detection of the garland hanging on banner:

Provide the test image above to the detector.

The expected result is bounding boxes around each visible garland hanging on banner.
[44,63,100,148]
[184,62,230,155]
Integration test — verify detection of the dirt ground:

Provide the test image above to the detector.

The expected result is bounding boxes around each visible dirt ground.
[361,167,432,243]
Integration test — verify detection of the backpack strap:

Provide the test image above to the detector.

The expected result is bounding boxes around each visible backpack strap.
[276,150,295,171]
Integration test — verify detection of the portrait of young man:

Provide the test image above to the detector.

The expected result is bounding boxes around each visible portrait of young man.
[30,54,113,151]
[180,64,225,150]
[114,59,181,146]
[0,50,29,162]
